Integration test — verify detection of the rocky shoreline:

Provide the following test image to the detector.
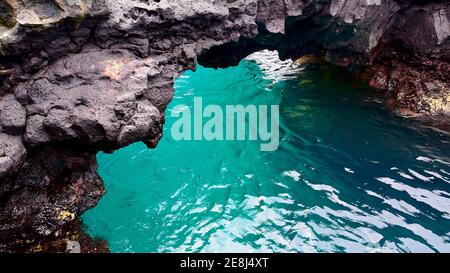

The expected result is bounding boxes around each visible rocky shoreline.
[0,0,449,252]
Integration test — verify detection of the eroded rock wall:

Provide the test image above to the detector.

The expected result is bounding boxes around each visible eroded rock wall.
[0,0,448,251]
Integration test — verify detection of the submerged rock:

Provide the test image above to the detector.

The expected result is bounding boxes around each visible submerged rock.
[0,0,448,250]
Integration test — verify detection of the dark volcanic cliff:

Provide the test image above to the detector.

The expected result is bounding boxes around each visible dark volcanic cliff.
[0,0,449,251]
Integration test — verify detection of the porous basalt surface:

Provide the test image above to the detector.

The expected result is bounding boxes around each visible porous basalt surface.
[0,0,448,252]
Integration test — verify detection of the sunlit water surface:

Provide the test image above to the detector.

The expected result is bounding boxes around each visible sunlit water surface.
[82,51,450,253]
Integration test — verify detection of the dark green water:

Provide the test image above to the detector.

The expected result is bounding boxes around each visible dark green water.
[82,51,450,253]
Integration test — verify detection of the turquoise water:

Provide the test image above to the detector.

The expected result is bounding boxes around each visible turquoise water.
[82,51,450,253]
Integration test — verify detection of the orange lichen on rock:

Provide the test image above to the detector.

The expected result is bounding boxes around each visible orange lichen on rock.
[101,59,130,81]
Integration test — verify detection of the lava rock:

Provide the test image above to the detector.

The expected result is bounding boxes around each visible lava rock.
[0,133,26,179]
[0,94,26,135]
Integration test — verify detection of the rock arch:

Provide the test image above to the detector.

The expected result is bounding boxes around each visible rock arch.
[0,0,448,250]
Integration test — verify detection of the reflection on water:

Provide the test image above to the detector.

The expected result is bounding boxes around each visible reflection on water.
[82,50,450,253]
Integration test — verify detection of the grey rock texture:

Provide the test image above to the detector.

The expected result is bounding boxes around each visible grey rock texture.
[18,49,162,148]
[0,94,26,135]
[0,0,449,250]
[0,133,25,180]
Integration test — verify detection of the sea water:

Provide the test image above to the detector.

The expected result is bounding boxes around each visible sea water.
[82,51,450,253]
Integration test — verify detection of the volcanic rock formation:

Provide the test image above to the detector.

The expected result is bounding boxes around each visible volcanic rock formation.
[0,0,449,251]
